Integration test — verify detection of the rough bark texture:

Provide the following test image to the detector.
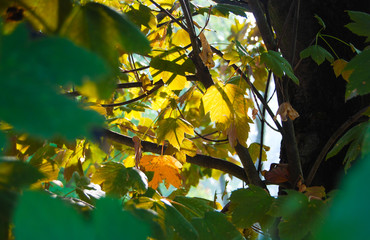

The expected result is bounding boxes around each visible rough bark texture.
[268,0,370,190]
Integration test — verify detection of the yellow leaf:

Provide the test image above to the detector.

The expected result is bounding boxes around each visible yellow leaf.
[223,50,240,66]
[332,59,353,81]
[172,29,191,47]
[156,118,194,150]
[139,155,182,189]
[202,82,249,125]
[199,32,215,68]
[248,143,269,163]
[274,102,299,121]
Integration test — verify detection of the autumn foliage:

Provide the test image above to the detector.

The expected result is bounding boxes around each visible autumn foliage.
[0,0,369,240]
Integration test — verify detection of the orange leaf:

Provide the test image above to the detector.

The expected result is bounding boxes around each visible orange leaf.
[139,155,182,189]
[263,163,289,184]
[274,102,299,121]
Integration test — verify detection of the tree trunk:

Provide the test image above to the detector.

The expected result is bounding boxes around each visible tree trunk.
[268,0,370,190]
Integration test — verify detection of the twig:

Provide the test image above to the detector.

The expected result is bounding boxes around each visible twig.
[101,80,164,107]
[258,70,272,173]
[120,66,149,74]
[306,106,369,186]
[149,0,188,31]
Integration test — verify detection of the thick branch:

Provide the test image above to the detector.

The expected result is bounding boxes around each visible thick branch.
[248,0,276,50]
[235,142,266,189]
[100,129,248,182]
[179,0,214,89]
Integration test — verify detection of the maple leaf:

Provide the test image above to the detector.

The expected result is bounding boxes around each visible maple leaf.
[202,82,249,125]
[202,82,251,147]
[139,155,182,189]
[156,117,194,150]
[274,102,299,121]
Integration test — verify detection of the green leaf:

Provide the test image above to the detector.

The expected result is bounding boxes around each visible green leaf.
[199,4,249,18]
[0,131,6,154]
[260,50,299,85]
[13,190,94,240]
[60,2,151,65]
[326,122,368,168]
[91,162,148,196]
[191,211,244,240]
[230,185,273,229]
[172,196,214,220]
[275,190,326,240]
[126,4,157,29]
[345,11,370,42]
[344,49,370,98]
[0,159,44,189]
[154,200,199,240]
[150,57,196,76]
[93,198,151,240]
[314,127,370,239]
[314,14,326,29]
[0,24,108,140]
[300,45,334,65]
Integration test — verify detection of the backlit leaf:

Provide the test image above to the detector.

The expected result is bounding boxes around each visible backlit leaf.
[248,142,269,163]
[274,102,299,121]
[261,50,299,85]
[92,162,148,196]
[202,82,249,125]
[60,2,151,66]
[300,45,334,65]
[345,11,370,42]
[199,32,215,68]
[191,211,244,240]
[139,155,182,189]
[156,118,194,150]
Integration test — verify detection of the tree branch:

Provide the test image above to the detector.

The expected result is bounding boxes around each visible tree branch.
[235,142,266,189]
[99,129,249,182]
[179,0,214,89]
[101,80,164,107]
[306,106,369,186]
[247,0,276,50]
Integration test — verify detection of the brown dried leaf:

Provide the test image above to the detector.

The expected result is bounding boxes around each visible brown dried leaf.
[199,32,215,68]
[263,163,289,184]
[274,102,299,121]
[252,108,258,120]
[132,136,142,168]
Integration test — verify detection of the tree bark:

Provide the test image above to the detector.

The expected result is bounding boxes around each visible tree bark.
[268,0,370,190]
